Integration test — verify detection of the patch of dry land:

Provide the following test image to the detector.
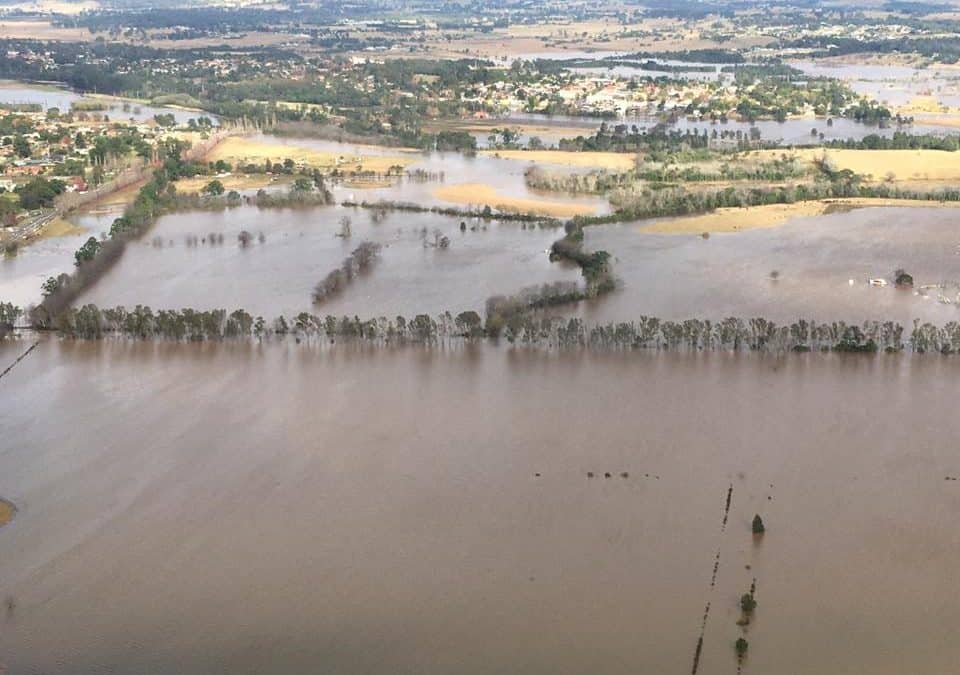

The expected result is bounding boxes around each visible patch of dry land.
[481,150,636,171]
[207,137,414,174]
[643,198,960,234]
[422,17,768,59]
[41,217,85,239]
[174,174,291,194]
[0,498,14,528]
[751,148,960,184]
[0,20,91,41]
[434,183,596,217]
[898,96,949,115]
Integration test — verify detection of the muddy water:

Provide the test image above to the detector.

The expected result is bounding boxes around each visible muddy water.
[0,227,90,307]
[579,206,960,325]
[72,204,578,318]
[494,109,951,148]
[792,60,960,109]
[0,81,217,125]
[252,134,612,215]
[1,339,959,674]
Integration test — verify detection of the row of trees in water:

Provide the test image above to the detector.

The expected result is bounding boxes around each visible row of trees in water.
[33,141,339,327]
[312,242,382,305]
[340,198,562,226]
[13,302,960,355]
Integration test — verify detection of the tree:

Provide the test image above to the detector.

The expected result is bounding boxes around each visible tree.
[752,514,765,534]
[203,180,225,196]
[293,177,313,192]
[15,177,67,210]
[74,236,101,266]
[455,310,483,337]
[894,268,914,287]
[740,593,757,614]
[13,135,31,158]
[735,638,749,658]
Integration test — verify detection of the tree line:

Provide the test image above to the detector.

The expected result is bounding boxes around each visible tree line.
[12,301,960,356]
[312,241,382,305]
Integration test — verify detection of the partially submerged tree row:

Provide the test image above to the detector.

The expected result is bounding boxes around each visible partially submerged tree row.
[9,302,960,355]
[312,241,382,305]
[340,198,563,226]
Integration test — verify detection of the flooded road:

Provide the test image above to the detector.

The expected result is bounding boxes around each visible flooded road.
[1,339,959,674]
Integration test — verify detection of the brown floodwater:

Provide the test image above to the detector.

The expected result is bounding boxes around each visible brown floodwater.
[1,339,960,674]
[580,205,960,325]
[71,205,579,318]
[246,133,613,215]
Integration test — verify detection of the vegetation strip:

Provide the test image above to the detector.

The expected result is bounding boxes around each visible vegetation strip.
[0,340,39,382]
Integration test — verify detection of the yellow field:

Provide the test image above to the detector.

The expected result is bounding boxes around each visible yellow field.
[750,148,960,183]
[643,198,960,234]
[481,150,637,171]
[41,217,85,239]
[420,17,767,59]
[434,183,597,217]
[898,96,948,114]
[208,137,414,174]
[175,174,290,194]
[0,499,14,529]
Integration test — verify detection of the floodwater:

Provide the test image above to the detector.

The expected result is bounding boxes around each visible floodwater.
[792,60,960,109]
[72,204,578,318]
[8,198,960,327]
[0,81,218,126]
[490,110,951,148]
[1,339,960,674]
[0,227,90,308]
[580,206,960,326]
[248,134,611,215]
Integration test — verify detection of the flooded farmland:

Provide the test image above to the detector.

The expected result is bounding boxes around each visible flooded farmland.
[579,205,960,326]
[1,340,960,674]
[6,175,960,326]
[72,205,578,319]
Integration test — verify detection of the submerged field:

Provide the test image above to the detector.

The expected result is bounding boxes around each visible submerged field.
[1,340,960,674]
[643,198,960,234]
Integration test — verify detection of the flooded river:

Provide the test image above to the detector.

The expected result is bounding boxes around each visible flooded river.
[1,339,959,674]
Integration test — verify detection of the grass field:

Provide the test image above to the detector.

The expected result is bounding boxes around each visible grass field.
[750,148,960,183]
[40,217,85,239]
[208,137,414,174]
[434,182,597,217]
[481,150,637,171]
[0,499,14,529]
[174,174,290,194]
[642,197,960,234]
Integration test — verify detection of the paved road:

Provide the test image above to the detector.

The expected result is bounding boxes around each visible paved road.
[1,210,56,246]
